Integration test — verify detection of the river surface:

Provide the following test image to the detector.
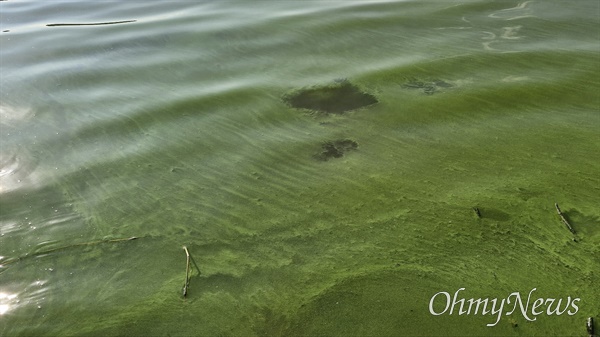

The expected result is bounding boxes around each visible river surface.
[1,1,599,336]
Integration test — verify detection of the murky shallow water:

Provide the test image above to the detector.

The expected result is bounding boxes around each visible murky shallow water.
[1,1,599,336]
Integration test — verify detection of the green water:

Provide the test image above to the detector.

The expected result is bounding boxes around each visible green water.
[0,1,598,336]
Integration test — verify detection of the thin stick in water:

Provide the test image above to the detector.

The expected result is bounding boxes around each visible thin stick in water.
[46,20,136,27]
[1,237,138,266]
[182,246,191,298]
[555,203,576,235]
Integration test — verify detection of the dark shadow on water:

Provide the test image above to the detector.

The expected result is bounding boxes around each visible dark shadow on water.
[191,273,239,296]
[562,209,600,235]
[314,139,358,161]
[189,252,202,277]
[478,208,511,222]
[283,80,377,114]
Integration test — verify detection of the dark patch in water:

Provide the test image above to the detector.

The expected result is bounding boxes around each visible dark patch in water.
[315,139,358,161]
[284,80,377,114]
[479,208,511,222]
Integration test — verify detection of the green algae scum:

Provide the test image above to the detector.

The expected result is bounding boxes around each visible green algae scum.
[0,0,599,336]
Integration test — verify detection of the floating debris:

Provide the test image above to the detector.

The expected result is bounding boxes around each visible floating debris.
[315,139,358,161]
[46,20,136,27]
[402,78,453,95]
[284,80,377,114]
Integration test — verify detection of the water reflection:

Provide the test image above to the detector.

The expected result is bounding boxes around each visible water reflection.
[0,280,49,319]
[0,104,39,195]
[0,221,20,237]
[0,291,18,315]
[0,152,25,194]
[0,105,33,127]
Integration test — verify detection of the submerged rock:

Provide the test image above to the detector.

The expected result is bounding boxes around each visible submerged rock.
[315,139,358,161]
[284,80,378,114]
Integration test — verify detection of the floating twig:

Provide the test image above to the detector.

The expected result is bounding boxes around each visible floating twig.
[588,317,594,337]
[555,203,576,235]
[182,246,191,298]
[46,20,136,27]
[473,207,482,218]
